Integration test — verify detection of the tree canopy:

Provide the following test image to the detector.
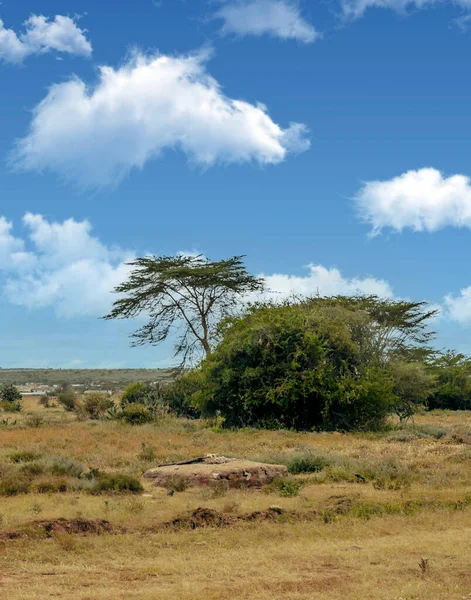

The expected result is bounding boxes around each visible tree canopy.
[190,295,438,430]
[104,254,264,365]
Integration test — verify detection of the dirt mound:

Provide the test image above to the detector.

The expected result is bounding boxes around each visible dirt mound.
[163,506,289,530]
[167,508,234,529]
[2,519,114,540]
[241,506,288,522]
[144,455,288,489]
[3,507,292,540]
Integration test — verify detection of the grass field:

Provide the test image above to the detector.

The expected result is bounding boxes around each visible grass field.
[1,398,471,599]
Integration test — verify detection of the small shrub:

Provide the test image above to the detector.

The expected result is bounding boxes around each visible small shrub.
[57,387,77,412]
[210,479,229,498]
[31,476,68,494]
[416,425,447,440]
[24,415,45,428]
[163,475,189,493]
[269,477,302,497]
[0,400,22,413]
[53,531,77,552]
[91,472,144,494]
[419,557,430,576]
[446,425,471,445]
[20,462,46,476]
[0,476,29,496]
[44,457,84,478]
[384,429,420,443]
[9,450,42,463]
[38,395,50,408]
[119,403,154,425]
[120,382,153,408]
[138,442,156,462]
[77,393,114,420]
[287,451,331,474]
[30,503,42,515]
[0,383,22,404]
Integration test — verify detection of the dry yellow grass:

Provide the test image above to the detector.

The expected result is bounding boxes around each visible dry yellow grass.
[1,399,471,599]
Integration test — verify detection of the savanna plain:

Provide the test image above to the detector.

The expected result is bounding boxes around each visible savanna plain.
[1,398,471,600]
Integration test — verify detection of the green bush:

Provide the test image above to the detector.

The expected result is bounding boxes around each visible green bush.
[0,383,22,404]
[119,403,154,425]
[38,395,50,408]
[162,474,189,492]
[20,462,46,476]
[193,301,394,431]
[31,476,68,494]
[0,400,22,413]
[90,472,144,494]
[0,475,29,496]
[77,393,114,420]
[159,375,201,418]
[120,382,155,408]
[287,451,331,474]
[57,385,77,412]
[45,456,84,478]
[427,351,471,411]
[390,361,432,423]
[269,477,302,497]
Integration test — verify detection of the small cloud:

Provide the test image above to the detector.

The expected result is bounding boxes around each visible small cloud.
[0,14,92,65]
[214,0,320,43]
[354,168,471,235]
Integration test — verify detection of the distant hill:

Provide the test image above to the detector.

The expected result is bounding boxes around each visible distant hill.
[0,368,175,387]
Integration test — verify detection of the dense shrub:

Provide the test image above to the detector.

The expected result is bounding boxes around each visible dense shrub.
[0,475,29,496]
[287,451,331,474]
[77,393,114,420]
[31,476,68,494]
[0,383,22,404]
[268,476,303,497]
[120,382,155,408]
[57,385,77,412]
[159,375,201,418]
[390,361,432,423]
[193,301,395,431]
[0,400,22,413]
[38,395,50,408]
[91,472,144,494]
[119,403,154,425]
[428,358,471,410]
[44,456,84,478]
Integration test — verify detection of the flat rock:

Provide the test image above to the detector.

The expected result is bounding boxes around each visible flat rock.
[143,456,287,489]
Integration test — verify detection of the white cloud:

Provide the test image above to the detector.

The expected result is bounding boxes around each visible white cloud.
[214,0,319,43]
[0,217,395,319]
[261,264,394,299]
[0,217,35,270]
[444,288,471,324]
[11,50,310,188]
[0,14,92,64]
[0,214,133,318]
[341,0,471,20]
[354,168,471,235]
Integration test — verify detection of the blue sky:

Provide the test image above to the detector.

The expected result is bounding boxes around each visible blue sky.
[1,0,471,367]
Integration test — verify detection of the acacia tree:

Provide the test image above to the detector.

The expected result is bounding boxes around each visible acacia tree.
[306,296,438,365]
[104,254,264,365]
